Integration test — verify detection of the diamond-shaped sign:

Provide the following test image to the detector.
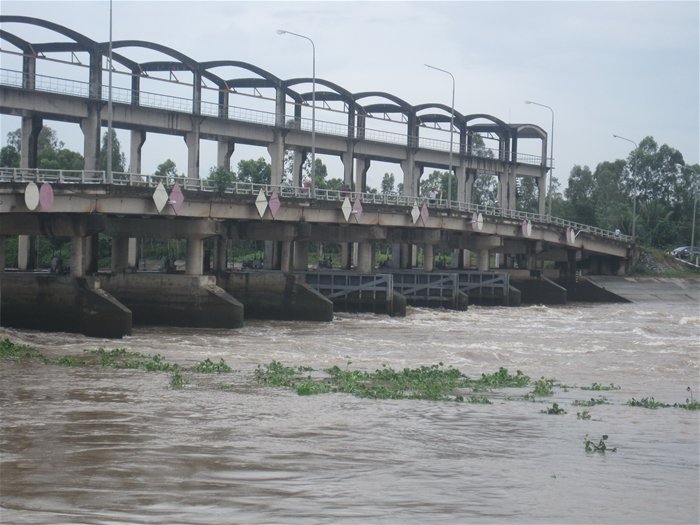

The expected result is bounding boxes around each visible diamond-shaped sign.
[341,197,352,222]
[25,182,39,211]
[411,201,420,224]
[268,191,281,219]
[153,182,168,213]
[255,188,268,218]
[352,196,363,222]
[420,202,429,225]
[169,182,184,215]
[471,212,484,231]
[39,182,54,210]
[521,219,532,237]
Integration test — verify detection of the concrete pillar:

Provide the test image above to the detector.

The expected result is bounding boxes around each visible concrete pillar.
[80,105,101,171]
[356,242,372,273]
[460,249,472,269]
[400,244,411,269]
[0,236,5,273]
[340,243,351,269]
[264,240,279,270]
[128,238,139,269]
[354,158,370,193]
[186,238,204,275]
[477,249,490,271]
[215,237,228,273]
[280,241,293,273]
[111,236,130,273]
[293,150,304,187]
[217,140,235,171]
[424,244,434,272]
[70,237,86,278]
[129,130,146,174]
[268,133,285,186]
[400,156,420,197]
[293,241,308,271]
[184,130,200,180]
[85,234,99,274]
[21,116,42,169]
[388,243,401,269]
[538,169,547,215]
[341,149,354,188]
[17,236,35,270]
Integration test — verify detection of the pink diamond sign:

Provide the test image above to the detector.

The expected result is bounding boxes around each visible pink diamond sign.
[352,196,363,222]
[169,183,184,215]
[420,202,429,225]
[39,182,54,210]
[268,191,281,219]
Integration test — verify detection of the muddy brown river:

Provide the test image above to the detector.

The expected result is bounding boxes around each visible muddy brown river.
[1,301,698,524]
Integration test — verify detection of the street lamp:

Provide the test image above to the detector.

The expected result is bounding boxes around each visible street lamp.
[277,29,315,182]
[612,134,638,240]
[525,100,554,217]
[425,64,455,206]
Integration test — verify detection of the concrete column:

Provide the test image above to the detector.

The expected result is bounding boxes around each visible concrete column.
[293,150,304,186]
[17,236,35,270]
[460,249,472,269]
[356,242,372,273]
[111,236,130,273]
[354,158,370,193]
[184,130,200,180]
[217,140,235,171]
[340,243,351,269]
[264,240,279,270]
[341,148,354,188]
[21,116,42,169]
[388,243,401,269]
[85,234,99,274]
[70,237,86,278]
[186,238,204,275]
[293,241,308,271]
[477,249,490,271]
[80,105,101,171]
[400,244,411,269]
[280,241,293,273]
[0,236,5,273]
[129,130,146,174]
[128,238,139,269]
[268,133,285,186]
[400,156,419,197]
[538,169,547,215]
[423,244,434,272]
[215,237,228,273]
[508,166,517,210]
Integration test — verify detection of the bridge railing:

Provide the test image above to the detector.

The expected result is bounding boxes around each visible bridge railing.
[0,167,631,243]
[1,65,543,166]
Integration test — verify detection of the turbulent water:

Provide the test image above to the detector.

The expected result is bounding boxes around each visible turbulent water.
[1,301,699,524]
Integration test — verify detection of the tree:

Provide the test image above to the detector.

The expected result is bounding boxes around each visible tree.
[99,129,126,172]
[516,177,539,213]
[155,159,179,179]
[208,166,235,194]
[565,165,597,225]
[3,127,84,170]
[472,173,498,206]
[381,172,395,194]
[0,144,20,168]
[236,157,271,184]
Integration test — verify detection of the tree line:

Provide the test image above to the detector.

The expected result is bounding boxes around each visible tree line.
[1,128,697,249]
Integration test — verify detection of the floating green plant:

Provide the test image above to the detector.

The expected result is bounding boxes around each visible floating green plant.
[55,356,86,367]
[541,402,566,415]
[0,338,49,363]
[581,382,621,391]
[474,367,530,389]
[577,410,592,420]
[190,358,232,373]
[169,368,187,388]
[531,377,556,396]
[572,396,610,407]
[627,397,670,409]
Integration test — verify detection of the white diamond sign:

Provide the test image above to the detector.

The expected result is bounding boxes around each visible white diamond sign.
[411,201,420,224]
[255,188,268,218]
[152,182,168,213]
[342,197,352,222]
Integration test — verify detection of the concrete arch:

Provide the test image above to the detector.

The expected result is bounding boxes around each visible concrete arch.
[414,102,466,128]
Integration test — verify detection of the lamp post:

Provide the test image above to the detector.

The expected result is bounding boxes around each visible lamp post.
[525,100,554,217]
[425,64,454,206]
[277,29,315,182]
[612,134,638,240]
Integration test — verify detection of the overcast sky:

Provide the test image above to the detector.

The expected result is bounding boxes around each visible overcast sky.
[1,0,698,190]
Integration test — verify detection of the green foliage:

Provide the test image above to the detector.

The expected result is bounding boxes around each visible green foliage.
[99,129,126,172]
[190,358,232,373]
[4,127,84,171]
[381,172,395,194]
[475,367,531,389]
[531,377,556,396]
[541,402,566,415]
[0,338,48,363]
[56,356,86,367]
[169,369,187,388]
[581,382,621,391]
[236,157,271,184]
[0,144,20,167]
[626,397,670,409]
[572,396,610,407]
[208,166,235,194]
[155,159,179,182]
[577,410,592,420]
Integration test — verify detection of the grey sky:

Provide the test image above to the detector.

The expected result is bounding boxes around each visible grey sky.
[1,0,698,190]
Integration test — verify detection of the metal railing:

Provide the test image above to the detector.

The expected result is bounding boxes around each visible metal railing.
[0,167,632,243]
[1,66,546,166]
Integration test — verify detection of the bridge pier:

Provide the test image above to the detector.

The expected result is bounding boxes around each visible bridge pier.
[80,103,101,171]
[186,237,204,275]
[424,244,434,272]
[111,235,130,273]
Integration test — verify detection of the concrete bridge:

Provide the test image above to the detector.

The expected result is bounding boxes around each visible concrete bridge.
[0,16,634,337]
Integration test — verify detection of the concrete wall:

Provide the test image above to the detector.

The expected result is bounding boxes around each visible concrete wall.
[97,274,244,328]
[512,277,567,305]
[221,271,333,322]
[0,274,132,338]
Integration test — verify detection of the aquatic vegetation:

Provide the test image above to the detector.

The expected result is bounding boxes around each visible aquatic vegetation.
[673,400,700,410]
[0,338,49,363]
[169,368,187,388]
[581,382,621,391]
[83,348,177,371]
[530,377,556,396]
[190,358,232,373]
[572,396,610,407]
[55,356,86,367]
[627,397,670,409]
[584,434,617,453]
[577,410,592,420]
[474,367,530,389]
[541,402,566,415]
